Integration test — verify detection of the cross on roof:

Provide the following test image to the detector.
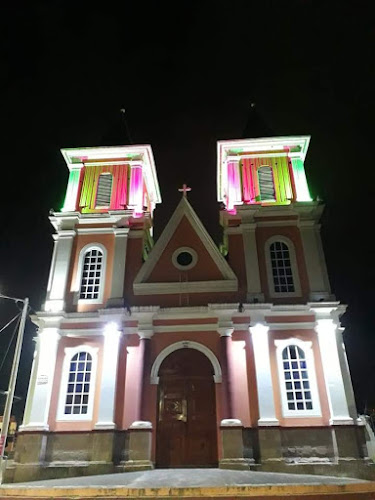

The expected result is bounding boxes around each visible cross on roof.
[178,183,191,197]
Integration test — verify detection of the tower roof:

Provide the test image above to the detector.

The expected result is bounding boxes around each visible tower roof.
[242,103,274,139]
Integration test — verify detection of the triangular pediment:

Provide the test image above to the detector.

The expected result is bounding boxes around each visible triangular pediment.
[133,197,238,295]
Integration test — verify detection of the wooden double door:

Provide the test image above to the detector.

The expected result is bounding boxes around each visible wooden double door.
[156,349,218,467]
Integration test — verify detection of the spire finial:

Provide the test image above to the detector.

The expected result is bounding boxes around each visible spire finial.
[178,183,191,197]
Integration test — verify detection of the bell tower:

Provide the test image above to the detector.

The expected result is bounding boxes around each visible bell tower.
[44,145,161,312]
[217,136,332,303]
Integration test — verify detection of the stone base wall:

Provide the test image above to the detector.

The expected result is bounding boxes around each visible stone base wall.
[5,425,375,483]
[223,425,375,481]
[4,430,128,483]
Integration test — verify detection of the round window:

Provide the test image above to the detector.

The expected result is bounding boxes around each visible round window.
[172,247,198,270]
[176,251,193,267]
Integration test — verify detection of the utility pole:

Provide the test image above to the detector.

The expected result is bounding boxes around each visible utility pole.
[0,296,29,482]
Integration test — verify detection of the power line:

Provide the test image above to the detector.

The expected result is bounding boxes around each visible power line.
[0,314,21,374]
[0,313,21,336]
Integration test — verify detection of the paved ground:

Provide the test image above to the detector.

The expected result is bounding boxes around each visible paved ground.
[2,468,367,488]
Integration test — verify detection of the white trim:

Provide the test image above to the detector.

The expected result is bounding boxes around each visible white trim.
[57,345,99,422]
[134,196,238,291]
[150,341,222,384]
[76,227,120,235]
[134,279,237,295]
[267,322,316,330]
[73,243,107,305]
[172,246,198,271]
[275,338,321,418]
[265,235,302,298]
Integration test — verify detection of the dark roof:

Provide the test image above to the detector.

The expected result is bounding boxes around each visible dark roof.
[242,103,275,139]
[100,109,133,146]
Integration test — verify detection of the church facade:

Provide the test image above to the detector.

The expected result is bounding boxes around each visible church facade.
[6,136,372,482]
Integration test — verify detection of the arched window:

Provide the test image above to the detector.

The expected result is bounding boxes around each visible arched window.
[64,352,92,415]
[270,241,294,293]
[258,166,276,202]
[57,345,98,421]
[275,339,321,417]
[95,173,113,207]
[79,248,103,300]
[282,345,312,411]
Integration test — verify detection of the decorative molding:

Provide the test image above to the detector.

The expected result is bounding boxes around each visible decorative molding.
[133,279,237,295]
[267,322,316,331]
[150,341,222,385]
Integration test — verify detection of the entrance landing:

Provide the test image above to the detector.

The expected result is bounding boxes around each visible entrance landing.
[1,469,374,499]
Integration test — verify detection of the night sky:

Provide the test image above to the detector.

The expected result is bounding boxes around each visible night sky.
[1,1,374,419]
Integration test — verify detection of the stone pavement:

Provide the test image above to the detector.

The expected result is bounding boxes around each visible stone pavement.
[0,468,367,487]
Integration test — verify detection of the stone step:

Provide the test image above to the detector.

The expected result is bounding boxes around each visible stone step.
[1,483,375,499]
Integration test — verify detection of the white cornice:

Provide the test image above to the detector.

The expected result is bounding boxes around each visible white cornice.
[133,279,237,295]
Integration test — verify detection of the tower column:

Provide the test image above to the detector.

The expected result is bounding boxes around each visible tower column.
[62,163,83,212]
[218,328,234,419]
[290,157,312,202]
[316,319,353,425]
[250,323,279,426]
[107,227,129,307]
[20,328,60,431]
[95,326,121,429]
[45,230,75,312]
[242,222,264,302]
[140,333,153,421]
[300,220,331,301]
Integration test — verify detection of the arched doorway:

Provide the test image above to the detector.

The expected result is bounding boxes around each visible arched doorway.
[156,348,218,467]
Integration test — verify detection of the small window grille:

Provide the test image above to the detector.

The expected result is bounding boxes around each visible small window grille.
[258,166,276,201]
[270,241,294,293]
[282,345,313,411]
[64,352,92,415]
[79,249,103,300]
[96,173,112,207]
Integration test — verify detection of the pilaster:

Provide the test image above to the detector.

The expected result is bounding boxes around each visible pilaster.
[316,317,353,425]
[20,328,61,432]
[107,227,129,307]
[44,230,75,312]
[299,220,331,301]
[241,221,264,302]
[95,326,121,429]
[250,322,279,426]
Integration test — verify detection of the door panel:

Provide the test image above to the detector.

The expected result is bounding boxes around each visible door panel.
[156,349,218,467]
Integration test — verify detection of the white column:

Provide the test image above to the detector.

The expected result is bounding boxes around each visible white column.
[107,228,129,307]
[336,328,358,421]
[242,223,264,302]
[250,323,279,426]
[20,328,60,431]
[316,319,353,425]
[94,327,121,429]
[300,221,331,301]
[44,230,75,312]
[62,164,83,212]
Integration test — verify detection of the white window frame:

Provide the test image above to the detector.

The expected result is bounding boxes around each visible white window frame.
[74,243,107,305]
[57,345,99,421]
[275,338,321,418]
[257,165,276,202]
[265,235,301,298]
[172,246,198,271]
[95,172,113,209]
